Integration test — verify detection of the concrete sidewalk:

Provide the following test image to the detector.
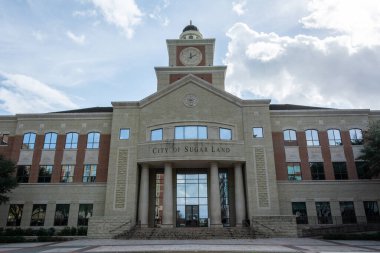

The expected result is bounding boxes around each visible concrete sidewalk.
[0,238,380,252]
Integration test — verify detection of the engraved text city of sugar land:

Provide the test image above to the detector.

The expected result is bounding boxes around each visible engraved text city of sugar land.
[152,145,231,154]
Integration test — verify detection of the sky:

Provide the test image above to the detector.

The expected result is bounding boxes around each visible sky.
[1,0,380,115]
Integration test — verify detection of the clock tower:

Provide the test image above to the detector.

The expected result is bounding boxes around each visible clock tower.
[155,22,227,91]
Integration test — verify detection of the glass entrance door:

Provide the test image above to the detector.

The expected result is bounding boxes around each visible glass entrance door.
[185,205,199,227]
[176,173,208,227]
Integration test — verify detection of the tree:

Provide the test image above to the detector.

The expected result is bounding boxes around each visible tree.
[0,155,18,204]
[359,120,380,178]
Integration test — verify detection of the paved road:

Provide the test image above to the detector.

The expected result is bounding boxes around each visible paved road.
[0,238,380,252]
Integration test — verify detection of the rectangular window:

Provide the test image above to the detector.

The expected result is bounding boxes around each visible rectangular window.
[283,129,297,141]
[310,162,325,180]
[65,132,78,149]
[287,163,302,181]
[54,204,70,226]
[292,202,308,224]
[30,204,46,226]
[356,161,371,179]
[6,204,23,226]
[22,132,36,149]
[78,204,93,226]
[43,132,58,149]
[38,165,53,183]
[151,128,163,141]
[252,127,263,138]
[16,165,31,183]
[333,162,348,180]
[364,201,380,223]
[61,165,74,183]
[327,129,342,146]
[305,129,319,146]
[174,126,207,140]
[83,164,97,182]
[219,128,232,140]
[119,128,130,140]
[340,201,357,224]
[315,202,333,224]
[87,132,100,149]
[0,133,9,145]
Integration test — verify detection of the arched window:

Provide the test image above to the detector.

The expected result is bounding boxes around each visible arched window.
[87,132,100,149]
[43,132,58,149]
[305,129,319,146]
[283,129,297,141]
[65,132,79,149]
[327,129,342,146]
[22,132,36,149]
[349,128,363,145]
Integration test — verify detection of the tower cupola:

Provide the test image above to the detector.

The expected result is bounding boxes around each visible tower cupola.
[179,21,203,40]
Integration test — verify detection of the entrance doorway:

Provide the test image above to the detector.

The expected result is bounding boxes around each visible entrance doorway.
[185,205,199,227]
[176,173,208,227]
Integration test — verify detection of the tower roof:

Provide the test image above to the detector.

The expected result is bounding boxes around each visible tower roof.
[179,21,203,39]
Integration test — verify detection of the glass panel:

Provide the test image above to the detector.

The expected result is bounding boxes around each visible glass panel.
[292,202,308,224]
[185,126,197,139]
[199,205,208,218]
[186,198,198,205]
[253,127,263,138]
[151,129,163,141]
[199,183,207,197]
[175,127,184,139]
[177,184,185,197]
[220,128,232,140]
[198,126,207,139]
[77,204,93,226]
[120,129,130,140]
[186,183,198,197]
[177,198,185,205]
[316,202,332,224]
[199,198,208,204]
[340,201,357,224]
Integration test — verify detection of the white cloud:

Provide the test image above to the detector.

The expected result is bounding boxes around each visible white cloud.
[73,9,97,17]
[300,0,380,47]
[225,22,380,109]
[148,0,170,26]
[0,72,77,114]
[232,0,247,16]
[66,31,86,45]
[32,30,47,41]
[90,0,143,39]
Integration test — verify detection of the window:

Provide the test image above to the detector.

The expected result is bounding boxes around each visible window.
[292,202,308,224]
[315,202,333,224]
[219,128,232,140]
[287,163,302,181]
[0,133,9,145]
[78,204,93,226]
[151,128,163,141]
[349,128,363,145]
[61,165,74,183]
[16,165,30,183]
[119,128,130,140]
[305,129,319,146]
[175,126,207,139]
[364,201,380,223]
[340,201,357,224]
[87,132,100,149]
[30,204,46,226]
[327,129,342,146]
[283,129,297,141]
[355,161,371,179]
[22,132,36,149]
[310,162,325,180]
[333,162,348,180]
[43,132,57,149]
[252,127,263,138]
[38,165,53,183]
[65,132,78,149]
[54,204,70,226]
[6,204,23,226]
[83,164,97,182]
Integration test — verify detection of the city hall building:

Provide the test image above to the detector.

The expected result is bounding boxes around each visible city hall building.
[0,24,379,238]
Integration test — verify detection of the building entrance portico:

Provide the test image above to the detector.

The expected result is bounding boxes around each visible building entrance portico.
[138,161,246,229]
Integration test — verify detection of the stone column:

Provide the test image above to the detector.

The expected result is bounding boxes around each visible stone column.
[138,164,149,227]
[210,162,222,227]
[234,163,246,227]
[162,162,173,227]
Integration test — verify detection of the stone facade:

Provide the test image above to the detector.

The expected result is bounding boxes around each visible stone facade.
[0,24,379,238]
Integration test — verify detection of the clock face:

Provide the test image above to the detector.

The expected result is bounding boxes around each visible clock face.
[179,47,202,66]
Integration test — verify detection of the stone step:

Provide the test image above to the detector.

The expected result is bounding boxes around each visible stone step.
[122,227,256,240]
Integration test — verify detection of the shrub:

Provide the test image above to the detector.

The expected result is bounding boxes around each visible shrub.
[0,236,26,243]
[70,227,77,236]
[77,227,88,236]
[58,227,72,236]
